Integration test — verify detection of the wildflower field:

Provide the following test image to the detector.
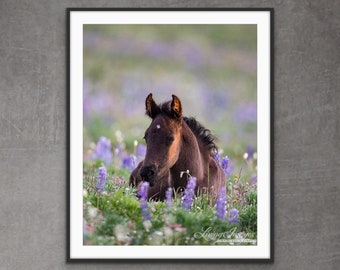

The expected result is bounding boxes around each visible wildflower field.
[83,25,257,246]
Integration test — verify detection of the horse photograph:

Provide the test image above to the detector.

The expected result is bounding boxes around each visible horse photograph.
[81,22,259,248]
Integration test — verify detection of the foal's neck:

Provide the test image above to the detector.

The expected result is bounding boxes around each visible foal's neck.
[171,120,205,180]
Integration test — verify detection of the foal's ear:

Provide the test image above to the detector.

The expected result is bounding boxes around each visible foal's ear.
[145,93,160,119]
[171,94,182,119]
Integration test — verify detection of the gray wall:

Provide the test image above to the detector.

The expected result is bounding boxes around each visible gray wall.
[0,1,339,269]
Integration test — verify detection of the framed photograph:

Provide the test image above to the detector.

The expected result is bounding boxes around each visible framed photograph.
[68,8,273,261]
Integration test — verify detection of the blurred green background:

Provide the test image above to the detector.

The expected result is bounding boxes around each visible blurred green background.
[83,24,257,159]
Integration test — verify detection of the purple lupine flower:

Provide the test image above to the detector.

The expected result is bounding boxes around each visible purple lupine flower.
[215,187,227,220]
[221,156,229,173]
[122,155,137,172]
[138,182,151,221]
[165,187,173,209]
[137,182,149,200]
[251,173,257,185]
[221,156,234,177]
[136,144,147,158]
[91,136,113,165]
[213,150,220,163]
[244,145,255,161]
[228,208,239,223]
[181,176,197,211]
[96,166,108,193]
[114,143,124,158]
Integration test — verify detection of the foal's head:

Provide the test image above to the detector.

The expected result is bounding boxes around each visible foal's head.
[140,93,183,186]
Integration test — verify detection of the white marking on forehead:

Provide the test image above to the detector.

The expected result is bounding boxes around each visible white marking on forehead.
[156,124,161,129]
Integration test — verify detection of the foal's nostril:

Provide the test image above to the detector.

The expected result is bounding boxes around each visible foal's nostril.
[140,165,156,183]
[147,170,154,178]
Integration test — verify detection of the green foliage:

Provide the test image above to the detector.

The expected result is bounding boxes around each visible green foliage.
[83,160,257,246]
[239,187,257,233]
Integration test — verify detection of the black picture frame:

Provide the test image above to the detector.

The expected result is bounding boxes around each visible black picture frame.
[67,7,274,262]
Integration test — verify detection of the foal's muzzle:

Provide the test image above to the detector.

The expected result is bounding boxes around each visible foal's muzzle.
[140,165,157,186]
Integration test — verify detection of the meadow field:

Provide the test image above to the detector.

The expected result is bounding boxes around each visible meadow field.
[82,24,258,245]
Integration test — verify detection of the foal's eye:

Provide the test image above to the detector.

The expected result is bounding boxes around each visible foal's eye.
[166,136,175,145]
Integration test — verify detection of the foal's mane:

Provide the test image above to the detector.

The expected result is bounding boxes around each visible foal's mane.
[183,116,218,154]
[158,101,218,155]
